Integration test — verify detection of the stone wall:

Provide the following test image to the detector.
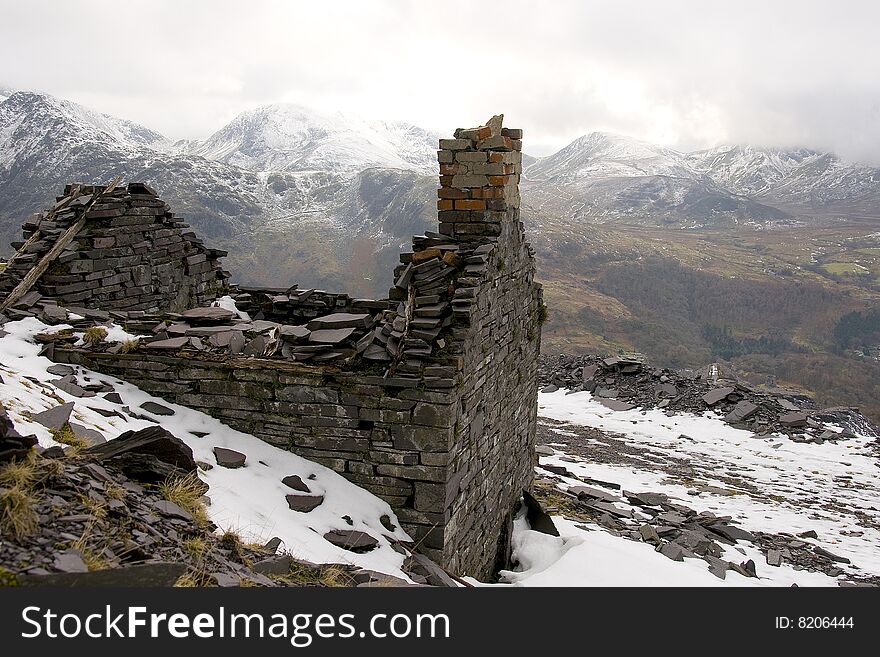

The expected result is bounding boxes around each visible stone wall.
[18,116,542,578]
[0,183,229,314]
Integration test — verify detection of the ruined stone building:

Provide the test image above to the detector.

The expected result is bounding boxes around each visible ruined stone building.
[0,116,543,578]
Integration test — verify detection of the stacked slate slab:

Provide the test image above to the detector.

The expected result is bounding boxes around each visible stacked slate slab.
[0,183,229,316]
[39,116,543,579]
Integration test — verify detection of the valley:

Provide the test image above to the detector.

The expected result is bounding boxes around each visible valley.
[1,88,879,421]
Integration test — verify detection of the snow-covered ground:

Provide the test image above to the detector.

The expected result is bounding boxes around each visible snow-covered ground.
[500,390,880,587]
[0,317,412,579]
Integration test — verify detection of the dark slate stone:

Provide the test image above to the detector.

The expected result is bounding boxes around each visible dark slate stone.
[46,364,75,376]
[153,499,193,521]
[251,555,294,576]
[180,307,236,323]
[53,549,88,573]
[659,542,686,562]
[813,546,851,564]
[308,328,355,344]
[68,422,106,446]
[281,474,311,492]
[569,485,619,503]
[140,401,175,416]
[18,562,188,587]
[625,491,669,507]
[227,331,245,355]
[725,400,759,423]
[766,549,782,567]
[54,380,94,398]
[263,537,282,553]
[380,514,396,532]
[522,489,559,537]
[656,383,679,398]
[279,325,311,340]
[403,553,458,587]
[705,555,728,580]
[103,392,123,404]
[598,399,636,412]
[307,313,371,330]
[213,446,247,468]
[31,402,75,431]
[323,529,379,553]
[779,411,809,428]
[703,387,736,406]
[594,387,618,398]
[707,523,755,543]
[85,426,196,472]
[242,335,267,356]
[285,494,324,512]
[143,337,190,350]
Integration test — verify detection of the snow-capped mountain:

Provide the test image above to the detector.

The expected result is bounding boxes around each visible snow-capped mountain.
[0,91,437,295]
[2,88,880,293]
[525,131,696,181]
[522,132,788,227]
[686,144,822,196]
[190,103,439,175]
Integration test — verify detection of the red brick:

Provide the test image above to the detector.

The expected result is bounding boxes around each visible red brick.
[437,199,454,211]
[488,176,508,187]
[438,188,469,199]
[488,152,504,163]
[455,199,487,211]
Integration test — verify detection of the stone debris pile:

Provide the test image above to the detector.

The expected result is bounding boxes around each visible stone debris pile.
[539,353,877,441]
[0,183,229,317]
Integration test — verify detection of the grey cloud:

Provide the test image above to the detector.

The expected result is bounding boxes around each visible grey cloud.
[1,0,878,162]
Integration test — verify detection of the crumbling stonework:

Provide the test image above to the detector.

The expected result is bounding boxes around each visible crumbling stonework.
[0,116,543,578]
[0,182,229,314]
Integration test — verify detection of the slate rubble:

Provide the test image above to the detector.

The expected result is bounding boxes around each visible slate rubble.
[539,353,878,441]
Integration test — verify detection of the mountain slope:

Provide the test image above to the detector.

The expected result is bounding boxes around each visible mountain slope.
[191,103,440,175]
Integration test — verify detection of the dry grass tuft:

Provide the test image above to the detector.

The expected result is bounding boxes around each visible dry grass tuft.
[82,326,108,345]
[158,472,210,526]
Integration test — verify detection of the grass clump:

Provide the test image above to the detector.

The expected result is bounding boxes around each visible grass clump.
[49,424,87,449]
[0,455,42,538]
[158,472,209,526]
[0,486,38,538]
[82,326,108,345]
[174,569,215,587]
[119,339,140,354]
[270,561,352,587]
[183,537,208,559]
[219,531,246,563]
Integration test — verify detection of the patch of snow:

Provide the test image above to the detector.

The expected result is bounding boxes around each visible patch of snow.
[0,317,412,579]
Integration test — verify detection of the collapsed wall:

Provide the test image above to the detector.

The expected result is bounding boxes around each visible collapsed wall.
[0,116,543,578]
[0,182,229,315]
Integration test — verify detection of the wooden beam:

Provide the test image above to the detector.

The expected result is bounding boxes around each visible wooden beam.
[0,178,121,313]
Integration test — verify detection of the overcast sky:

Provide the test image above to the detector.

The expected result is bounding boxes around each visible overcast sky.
[2,0,879,161]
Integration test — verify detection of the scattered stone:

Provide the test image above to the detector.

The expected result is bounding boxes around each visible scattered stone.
[813,547,850,564]
[323,530,379,553]
[31,402,75,431]
[703,387,737,406]
[140,401,175,416]
[285,494,324,513]
[639,524,661,544]
[213,447,246,469]
[53,549,88,573]
[281,474,311,492]
[522,489,559,536]
[180,307,235,323]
